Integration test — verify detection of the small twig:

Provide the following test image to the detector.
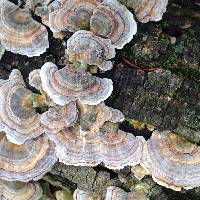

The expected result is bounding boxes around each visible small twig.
[122,58,161,72]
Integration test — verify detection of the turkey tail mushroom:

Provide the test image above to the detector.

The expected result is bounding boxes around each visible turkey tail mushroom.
[0,132,57,182]
[0,180,43,200]
[90,0,137,49]
[141,130,200,191]
[0,0,49,57]
[40,62,113,105]
[66,30,116,71]
[0,70,43,144]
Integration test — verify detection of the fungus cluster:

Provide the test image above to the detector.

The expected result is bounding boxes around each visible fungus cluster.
[0,0,197,198]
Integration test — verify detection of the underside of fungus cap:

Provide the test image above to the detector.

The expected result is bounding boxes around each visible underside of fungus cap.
[48,0,100,33]
[40,62,113,105]
[133,0,169,23]
[75,102,124,135]
[90,0,137,49]
[54,121,144,169]
[0,132,57,182]
[0,69,43,144]
[0,0,49,57]
[0,180,43,200]
[141,130,200,191]
[66,30,116,71]
[40,101,78,135]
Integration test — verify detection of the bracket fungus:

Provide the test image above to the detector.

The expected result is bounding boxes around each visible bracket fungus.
[46,0,100,33]
[66,30,116,71]
[40,101,78,135]
[40,62,113,105]
[141,130,200,191]
[90,0,137,49]
[132,0,169,23]
[0,180,42,200]
[0,131,57,182]
[0,69,44,144]
[53,102,144,169]
[0,0,49,57]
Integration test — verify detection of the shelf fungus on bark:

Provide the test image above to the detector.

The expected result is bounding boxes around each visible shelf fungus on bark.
[40,62,113,105]
[40,101,78,135]
[141,130,200,191]
[66,30,116,71]
[53,102,144,169]
[0,180,43,200]
[132,0,169,23]
[90,0,137,49]
[0,0,49,57]
[46,0,100,33]
[0,70,44,144]
[0,132,57,182]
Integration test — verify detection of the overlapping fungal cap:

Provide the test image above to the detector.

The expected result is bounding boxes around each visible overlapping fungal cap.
[0,0,49,57]
[66,30,116,71]
[28,69,42,91]
[73,189,101,200]
[47,0,100,33]
[141,130,200,191]
[54,119,144,169]
[0,132,57,182]
[40,62,113,105]
[0,69,43,144]
[40,101,78,135]
[0,180,42,200]
[132,0,169,23]
[90,0,137,49]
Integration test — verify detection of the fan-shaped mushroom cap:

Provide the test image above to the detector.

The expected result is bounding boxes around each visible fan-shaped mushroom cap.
[73,189,101,200]
[47,0,100,33]
[40,62,113,105]
[141,130,200,191]
[0,132,57,182]
[0,0,49,57]
[90,0,137,49]
[0,180,42,200]
[40,101,78,135]
[133,0,169,23]
[66,30,116,71]
[54,121,144,169]
[0,69,43,144]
